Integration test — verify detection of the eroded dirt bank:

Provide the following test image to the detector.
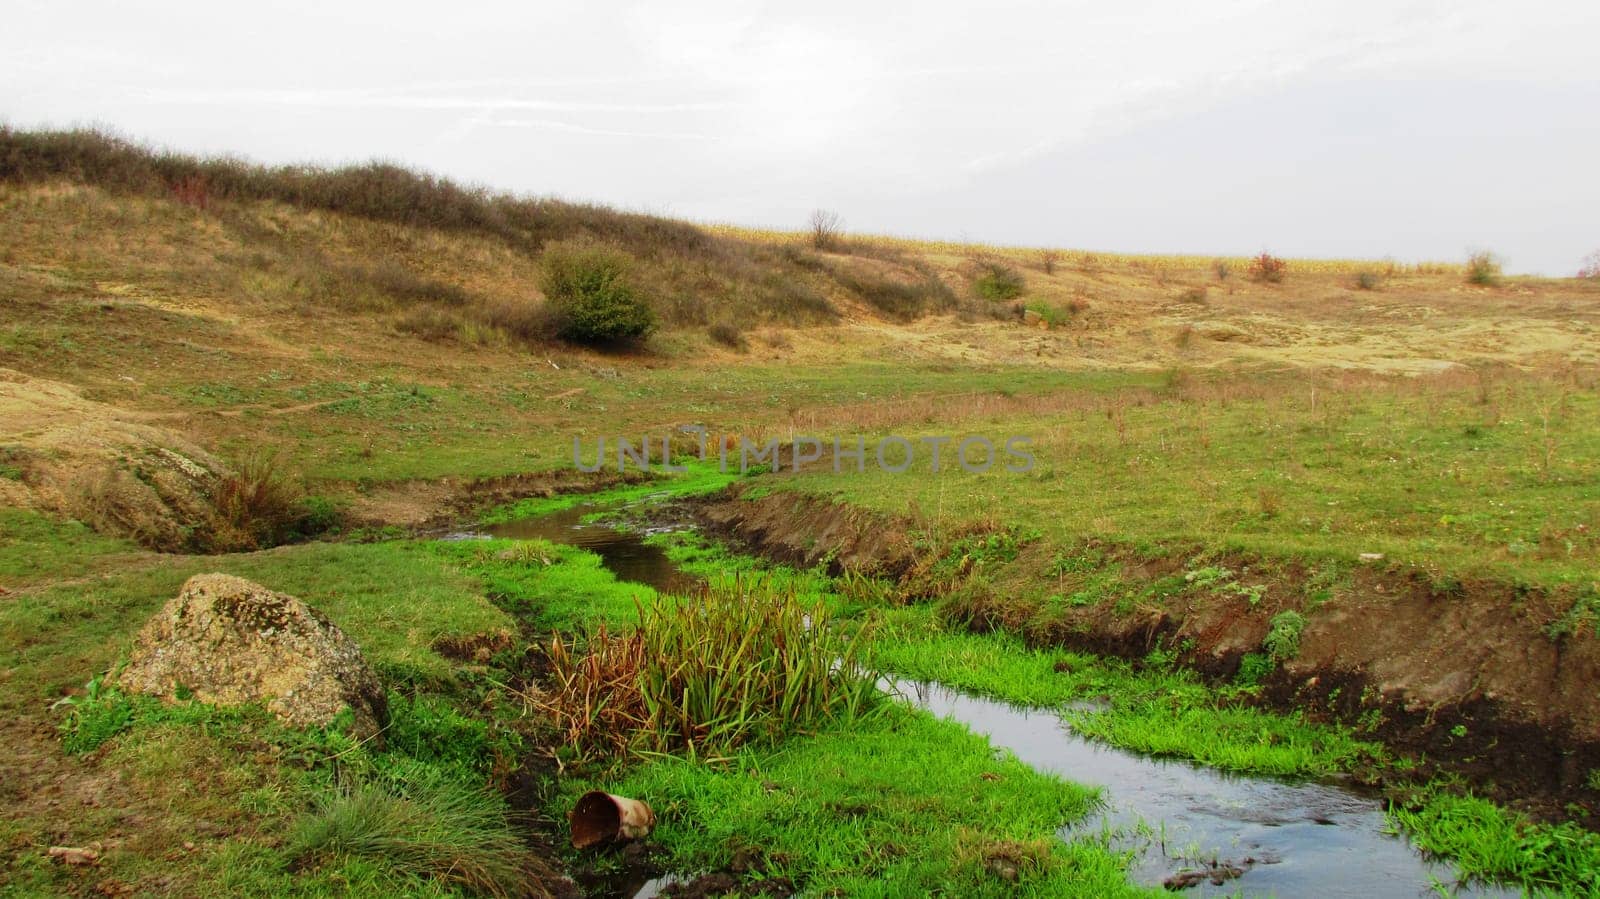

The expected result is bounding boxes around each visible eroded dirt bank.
[348,468,655,532]
[694,485,1600,823]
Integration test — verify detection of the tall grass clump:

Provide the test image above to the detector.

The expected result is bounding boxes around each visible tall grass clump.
[538,239,656,346]
[536,579,881,760]
[209,452,328,551]
[1466,250,1503,286]
[973,260,1025,300]
[291,781,552,898]
[707,320,747,351]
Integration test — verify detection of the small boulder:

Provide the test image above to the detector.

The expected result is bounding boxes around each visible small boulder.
[117,574,386,740]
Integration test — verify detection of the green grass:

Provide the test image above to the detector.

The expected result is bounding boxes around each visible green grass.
[566,705,1151,897]
[0,540,512,711]
[17,660,537,898]
[289,781,544,898]
[781,372,1600,587]
[1390,791,1600,896]
[650,529,844,609]
[0,507,140,588]
[869,606,1373,777]
[481,459,739,524]
[431,537,661,632]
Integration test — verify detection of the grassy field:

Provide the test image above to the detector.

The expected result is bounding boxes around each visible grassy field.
[4,129,1600,896]
[771,365,1600,586]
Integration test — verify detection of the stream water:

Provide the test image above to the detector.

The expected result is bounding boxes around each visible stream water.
[482,501,699,596]
[489,505,1515,897]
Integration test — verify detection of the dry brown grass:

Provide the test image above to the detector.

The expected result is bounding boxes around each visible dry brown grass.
[531,624,648,762]
[209,452,312,551]
[0,128,864,335]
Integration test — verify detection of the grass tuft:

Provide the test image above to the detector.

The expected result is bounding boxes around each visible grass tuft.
[210,451,322,551]
[290,780,553,898]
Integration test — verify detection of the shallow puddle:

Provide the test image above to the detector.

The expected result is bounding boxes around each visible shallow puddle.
[482,501,698,596]
[504,507,1518,898]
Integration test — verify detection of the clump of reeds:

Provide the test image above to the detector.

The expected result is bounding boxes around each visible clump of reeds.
[533,578,880,761]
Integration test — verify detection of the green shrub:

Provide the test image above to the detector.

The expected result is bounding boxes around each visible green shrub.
[1264,610,1308,658]
[1235,652,1274,687]
[1024,301,1073,327]
[538,240,656,346]
[1354,271,1381,290]
[974,261,1025,300]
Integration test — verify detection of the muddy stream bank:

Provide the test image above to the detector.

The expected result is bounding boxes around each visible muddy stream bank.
[480,501,1513,897]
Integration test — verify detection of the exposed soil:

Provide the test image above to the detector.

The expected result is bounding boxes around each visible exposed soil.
[694,487,917,578]
[694,485,1600,825]
[0,367,235,552]
[349,469,655,533]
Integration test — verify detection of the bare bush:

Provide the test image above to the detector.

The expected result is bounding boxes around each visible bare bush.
[1465,250,1502,286]
[809,209,844,251]
[707,321,747,351]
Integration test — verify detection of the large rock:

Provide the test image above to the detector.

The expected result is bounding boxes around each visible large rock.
[117,574,387,740]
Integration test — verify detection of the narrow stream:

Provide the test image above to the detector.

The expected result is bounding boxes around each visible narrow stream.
[482,501,699,596]
[489,506,1515,897]
[892,680,1511,897]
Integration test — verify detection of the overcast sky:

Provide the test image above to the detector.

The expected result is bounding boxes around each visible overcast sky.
[5,1,1598,274]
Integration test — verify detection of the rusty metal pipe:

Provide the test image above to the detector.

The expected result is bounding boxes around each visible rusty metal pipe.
[569,790,655,849]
